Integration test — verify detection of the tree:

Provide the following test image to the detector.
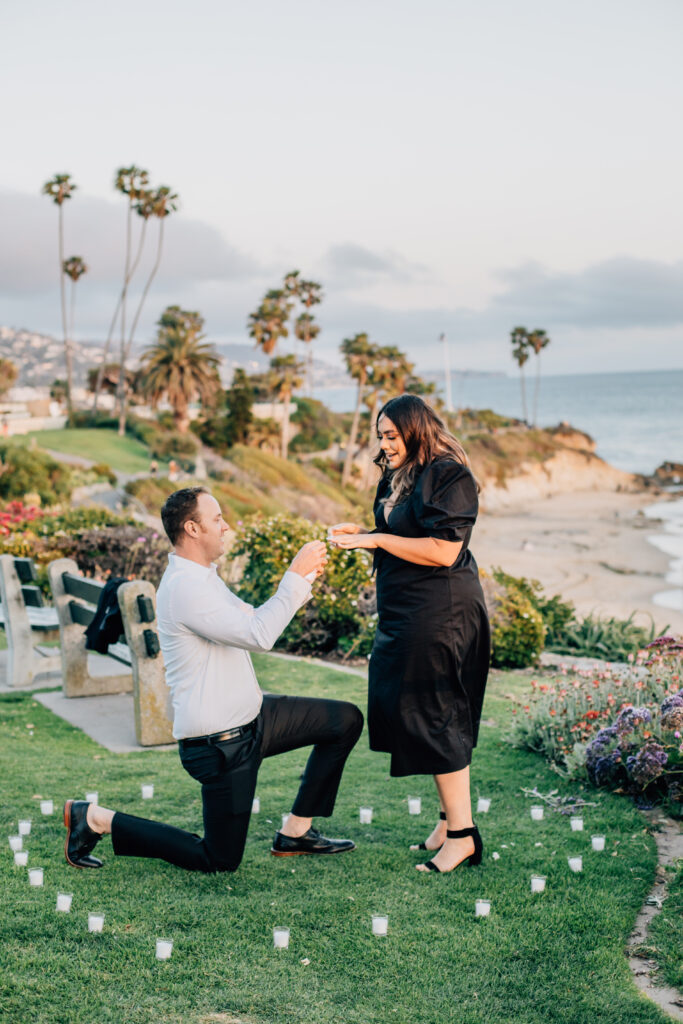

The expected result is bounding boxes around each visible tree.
[285,270,323,391]
[138,306,221,433]
[527,328,551,427]
[62,256,88,357]
[266,354,304,459]
[340,333,377,486]
[225,368,255,445]
[41,173,77,418]
[248,289,293,355]
[510,326,531,423]
[0,358,18,398]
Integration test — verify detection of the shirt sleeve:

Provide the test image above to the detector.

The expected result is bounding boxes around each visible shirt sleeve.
[171,570,312,652]
[413,460,478,542]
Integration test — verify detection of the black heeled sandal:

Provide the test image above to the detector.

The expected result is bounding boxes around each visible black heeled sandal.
[410,811,447,851]
[418,824,483,873]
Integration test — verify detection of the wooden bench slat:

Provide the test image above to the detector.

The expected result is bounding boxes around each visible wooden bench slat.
[22,585,45,608]
[68,600,96,627]
[62,573,106,604]
[14,558,37,584]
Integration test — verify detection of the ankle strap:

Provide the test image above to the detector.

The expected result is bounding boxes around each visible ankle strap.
[439,811,446,820]
[446,826,477,839]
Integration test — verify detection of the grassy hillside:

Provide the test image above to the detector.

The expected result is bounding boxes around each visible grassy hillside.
[22,429,162,476]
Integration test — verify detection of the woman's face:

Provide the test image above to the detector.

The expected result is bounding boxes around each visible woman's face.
[377,415,407,469]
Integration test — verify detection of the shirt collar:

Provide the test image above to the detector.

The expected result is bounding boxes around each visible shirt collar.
[168,552,217,579]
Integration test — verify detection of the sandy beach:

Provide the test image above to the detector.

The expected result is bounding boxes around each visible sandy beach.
[474,489,683,636]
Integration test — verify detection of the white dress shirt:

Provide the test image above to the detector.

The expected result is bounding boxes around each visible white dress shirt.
[156,552,311,740]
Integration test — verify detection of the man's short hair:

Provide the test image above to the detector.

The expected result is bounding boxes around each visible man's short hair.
[161,487,209,545]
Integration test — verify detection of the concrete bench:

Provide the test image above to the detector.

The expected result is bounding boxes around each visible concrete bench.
[0,555,61,687]
[47,558,173,746]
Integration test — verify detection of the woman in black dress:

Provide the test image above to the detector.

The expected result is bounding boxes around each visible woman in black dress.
[330,395,490,873]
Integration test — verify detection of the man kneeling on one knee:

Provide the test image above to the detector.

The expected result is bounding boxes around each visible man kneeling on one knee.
[63,486,364,873]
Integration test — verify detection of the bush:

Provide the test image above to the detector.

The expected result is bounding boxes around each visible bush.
[90,463,117,485]
[71,524,170,586]
[489,583,545,668]
[232,514,376,658]
[547,611,660,661]
[0,444,72,505]
[491,568,575,644]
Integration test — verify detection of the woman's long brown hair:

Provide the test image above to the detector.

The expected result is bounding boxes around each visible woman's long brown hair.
[373,394,475,505]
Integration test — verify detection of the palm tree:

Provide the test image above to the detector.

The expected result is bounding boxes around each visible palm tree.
[138,306,221,433]
[284,271,323,391]
[0,358,18,398]
[248,289,293,355]
[267,354,304,459]
[527,328,551,427]
[340,333,377,486]
[92,184,155,413]
[62,256,88,357]
[41,173,77,418]
[510,326,531,424]
[117,185,179,435]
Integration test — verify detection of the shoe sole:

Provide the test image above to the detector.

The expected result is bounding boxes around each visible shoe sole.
[270,846,355,857]
[63,800,102,869]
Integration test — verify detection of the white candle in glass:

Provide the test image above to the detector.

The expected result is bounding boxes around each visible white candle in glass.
[371,915,388,936]
[531,875,546,893]
[568,855,583,873]
[40,800,54,815]
[18,819,31,836]
[88,912,105,933]
[9,835,22,852]
[408,797,421,815]
[14,851,28,867]
[56,892,73,913]
[477,797,491,814]
[155,938,173,960]
[570,816,583,832]
[28,867,44,887]
[141,784,154,800]
[252,797,260,814]
[85,791,98,805]
[475,899,491,917]
[273,927,290,948]
[530,805,544,821]
[359,807,373,824]
[591,835,606,852]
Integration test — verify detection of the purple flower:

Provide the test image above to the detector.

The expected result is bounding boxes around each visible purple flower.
[626,742,668,788]
[661,691,683,716]
[616,705,652,734]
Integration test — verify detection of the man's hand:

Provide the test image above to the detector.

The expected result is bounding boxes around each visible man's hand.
[289,540,329,580]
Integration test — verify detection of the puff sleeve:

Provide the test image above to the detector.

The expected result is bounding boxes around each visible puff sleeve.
[413,460,478,542]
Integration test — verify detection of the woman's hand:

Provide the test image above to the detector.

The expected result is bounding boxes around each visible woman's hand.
[327,522,365,539]
[330,532,379,550]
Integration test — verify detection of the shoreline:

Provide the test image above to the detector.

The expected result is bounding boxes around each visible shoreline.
[474,487,683,636]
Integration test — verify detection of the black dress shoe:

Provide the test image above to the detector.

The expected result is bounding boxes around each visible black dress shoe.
[271,827,355,856]
[63,800,104,868]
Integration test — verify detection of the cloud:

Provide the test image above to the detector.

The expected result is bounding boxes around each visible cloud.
[0,189,261,295]
[320,242,432,289]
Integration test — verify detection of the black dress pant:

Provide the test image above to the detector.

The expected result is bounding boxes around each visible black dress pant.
[111,693,364,873]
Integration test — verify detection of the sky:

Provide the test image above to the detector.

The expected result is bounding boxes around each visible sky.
[2,0,683,377]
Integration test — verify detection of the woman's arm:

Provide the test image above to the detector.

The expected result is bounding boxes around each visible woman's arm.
[331,531,462,567]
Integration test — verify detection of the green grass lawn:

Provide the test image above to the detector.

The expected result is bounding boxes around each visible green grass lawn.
[0,660,672,1024]
[22,429,162,476]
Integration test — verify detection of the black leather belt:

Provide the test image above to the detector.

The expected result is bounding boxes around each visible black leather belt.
[179,718,257,748]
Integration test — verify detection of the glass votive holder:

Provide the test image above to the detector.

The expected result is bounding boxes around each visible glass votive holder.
[141,784,154,800]
[359,806,373,824]
[28,867,44,887]
[591,834,606,852]
[531,875,547,893]
[85,791,98,805]
[18,819,32,836]
[14,850,28,866]
[252,797,260,814]
[568,855,583,873]
[530,805,544,821]
[371,915,388,936]
[570,816,583,832]
[88,912,105,933]
[408,797,422,815]
[155,938,173,960]
[56,892,73,913]
[40,800,54,815]
[9,835,23,852]
[475,899,491,917]
[273,926,290,948]
[477,797,491,814]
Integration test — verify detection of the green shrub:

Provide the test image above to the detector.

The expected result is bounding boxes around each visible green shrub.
[71,524,170,586]
[90,462,117,485]
[547,611,660,661]
[232,514,376,657]
[489,585,545,668]
[0,444,72,505]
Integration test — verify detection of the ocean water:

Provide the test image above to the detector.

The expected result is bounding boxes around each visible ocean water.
[313,368,683,477]
[312,368,683,617]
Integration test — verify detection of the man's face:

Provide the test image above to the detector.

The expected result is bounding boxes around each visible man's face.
[191,493,230,561]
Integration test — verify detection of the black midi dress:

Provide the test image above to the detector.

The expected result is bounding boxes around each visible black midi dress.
[368,457,490,777]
